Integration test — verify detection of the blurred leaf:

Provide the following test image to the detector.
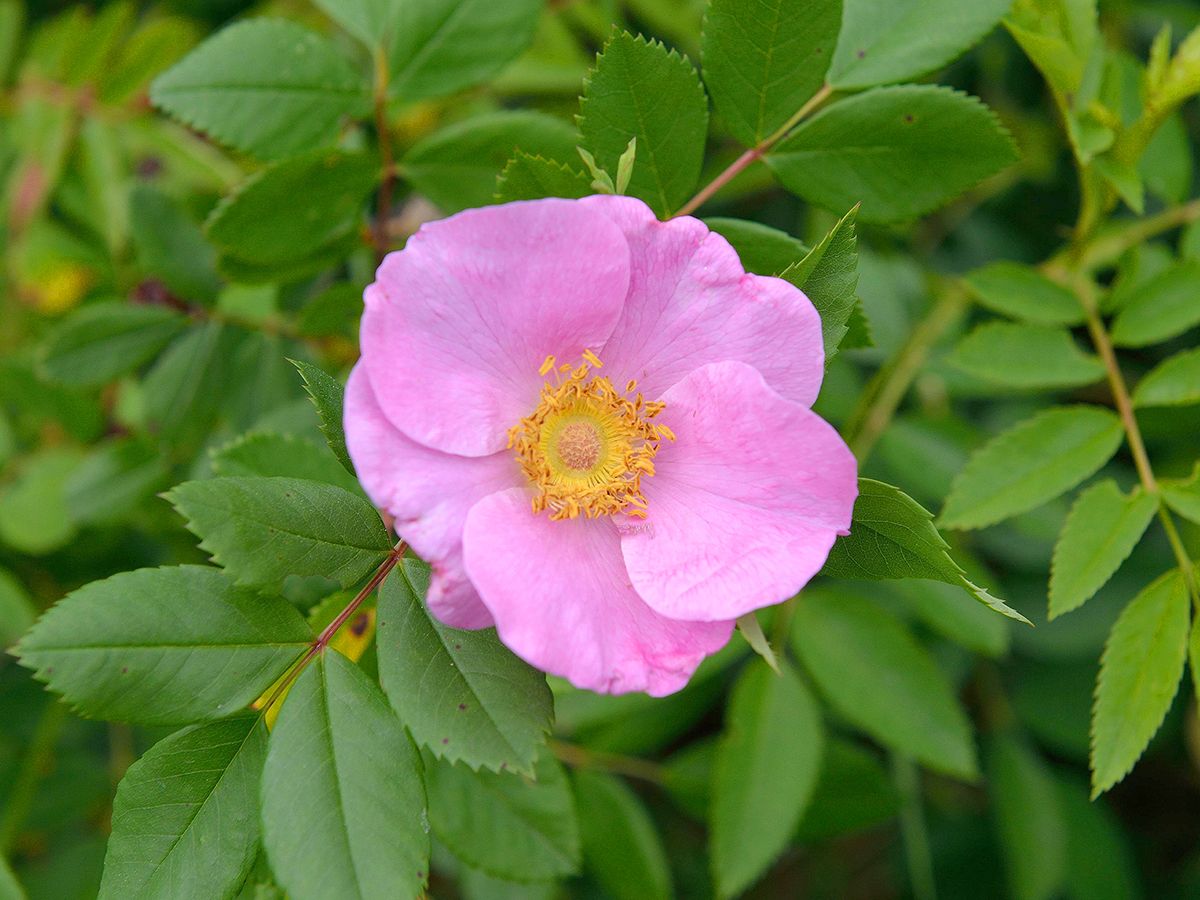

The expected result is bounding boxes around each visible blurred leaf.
[711,661,823,898]
[65,439,169,526]
[99,716,266,900]
[0,567,35,647]
[1092,570,1189,796]
[1132,347,1200,408]
[792,592,978,779]
[495,153,592,203]
[261,651,429,900]
[893,579,1011,658]
[297,282,364,338]
[99,15,200,105]
[377,560,552,776]
[574,770,671,900]
[579,32,709,217]
[780,206,859,358]
[1056,776,1142,900]
[797,739,900,841]
[129,186,222,304]
[988,734,1068,900]
[389,0,541,101]
[211,432,361,493]
[1111,261,1200,347]
[0,449,80,555]
[425,752,581,882]
[0,855,22,900]
[142,322,238,446]
[768,86,1017,223]
[1141,112,1191,204]
[38,302,186,387]
[701,0,839,146]
[964,262,1085,325]
[704,218,807,275]
[823,479,1030,624]
[151,19,370,160]
[1163,463,1200,526]
[312,0,399,50]
[404,112,577,213]
[829,0,1011,89]
[0,0,24,85]
[940,406,1124,530]
[167,476,391,591]
[949,323,1105,389]
[1049,481,1157,619]
[15,565,310,725]
[291,360,354,474]
[1004,0,1097,96]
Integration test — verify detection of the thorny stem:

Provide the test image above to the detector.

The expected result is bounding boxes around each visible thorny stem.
[550,739,667,785]
[371,46,397,264]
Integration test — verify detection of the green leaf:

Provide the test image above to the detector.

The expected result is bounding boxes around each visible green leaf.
[1056,776,1141,900]
[129,186,222,305]
[1092,570,1189,796]
[892,580,1011,658]
[404,112,578,213]
[142,322,238,446]
[1133,347,1200,408]
[0,854,22,900]
[767,85,1017,223]
[297,282,364,338]
[377,560,552,776]
[99,716,267,900]
[64,439,169,526]
[940,406,1124,530]
[150,19,370,160]
[829,0,1012,89]
[987,733,1068,900]
[949,322,1105,389]
[1049,481,1158,619]
[1004,0,1097,97]
[211,432,361,493]
[703,218,807,276]
[291,360,354,474]
[14,565,310,725]
[167,476,391,591]
[312,0,398,50]
[0,449,80,555]
[425,752,581,882]
[0,566,35,647]
[573,770,671,900]
[963,262,1085,326]
[495,153,592,203]
[389,0,541,102]
[823,479,1031,624]
[779,206,860,358]
[797,739,900,841]
[578,32,709,218]
[1163,463,1200,526]
[710,661,823,898]
[261,651,429,900]
[700,0,840,146]
[0,0,24,85]
[38,302,186,387]
[206,150,377,266]
[1111,261,1200,347]
[792,591,978,779]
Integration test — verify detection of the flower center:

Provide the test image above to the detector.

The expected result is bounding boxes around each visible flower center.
[508,351,674,521]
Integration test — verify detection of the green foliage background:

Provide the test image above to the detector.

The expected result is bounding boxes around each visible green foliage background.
[2,0,1200,898]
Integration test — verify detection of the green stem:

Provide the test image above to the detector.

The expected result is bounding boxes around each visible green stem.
[892,754,938,900]
[550,739,667,785]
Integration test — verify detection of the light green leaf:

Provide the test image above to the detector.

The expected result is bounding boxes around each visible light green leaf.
[1004,0,1097,96]
[14,565,310,725]
[574,770,672,900]
[578,32,709,218]
[0,854,22,900]
[389,0,541,102]
[495,153,592,203]
[792,592,978,779]
[779,206,860,358]
[0,567,35,647]
[261,651,428,900]
[703,218,807,276]
[0,449,80,555]
[830,0,1011,89]
[823,479,1030,624]
[167,476,391,591]
[767,85,1017,223]
[701,0,840,145]
[988,733,1068,900]
[211,432,361,493]
[38,302,186,387]
[129,186,221,305]
[711,661,823,898]
[1092,570,1190,796]
[404,112,578,213]
[65,439,168,526]
[939,406,1124,530]
[963,262,1084,325]
[291,360,354,474]
[949,322,1105,389]
[0,0,24,85]
[1049,481,1158,619]
[377,560,552,776]
[99,716,267,900]
[797,739,900,841]
[1133,347,1200,408]
[150,19,370,160]
[1163,463,1200,526]
[142,322,238,446]
[312,0,398,50]
[425,752,581,882]
[1111,261,1200,347]
[98,15,200,105]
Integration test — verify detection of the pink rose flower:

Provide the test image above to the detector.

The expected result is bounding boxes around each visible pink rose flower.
[345,195,857,696]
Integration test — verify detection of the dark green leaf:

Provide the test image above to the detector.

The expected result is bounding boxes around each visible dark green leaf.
[129,186,222,304]
[574,771,671,900]
[38,302,186,387]
[1132,347,1200,408]
[292,359,354,474]
[964,262,1085,326]
[211,432,361,493]
[15,565,310,724]
[0,566,35,647]
[1056,776,1142,900]
[949,322,1105,389]
[1111,261,1200,347]
[64,439,169,526]
[495,153,592,203]
[142,322,238,446]
[704,217,807,276]
[312,0,399,50]
[780,206,859,357]
[797,739,900,841]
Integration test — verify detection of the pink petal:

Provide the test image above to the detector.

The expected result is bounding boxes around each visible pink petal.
[581,194,825,407]
[360,198,631,457]
[463,488,734,696]
[428,547,494,629]
[622,361,857,623]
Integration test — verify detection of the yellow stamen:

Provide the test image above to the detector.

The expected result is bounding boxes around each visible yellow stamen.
[508,352,673,520]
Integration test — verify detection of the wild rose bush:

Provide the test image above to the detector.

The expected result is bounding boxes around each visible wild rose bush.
[2,0,1199,898]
